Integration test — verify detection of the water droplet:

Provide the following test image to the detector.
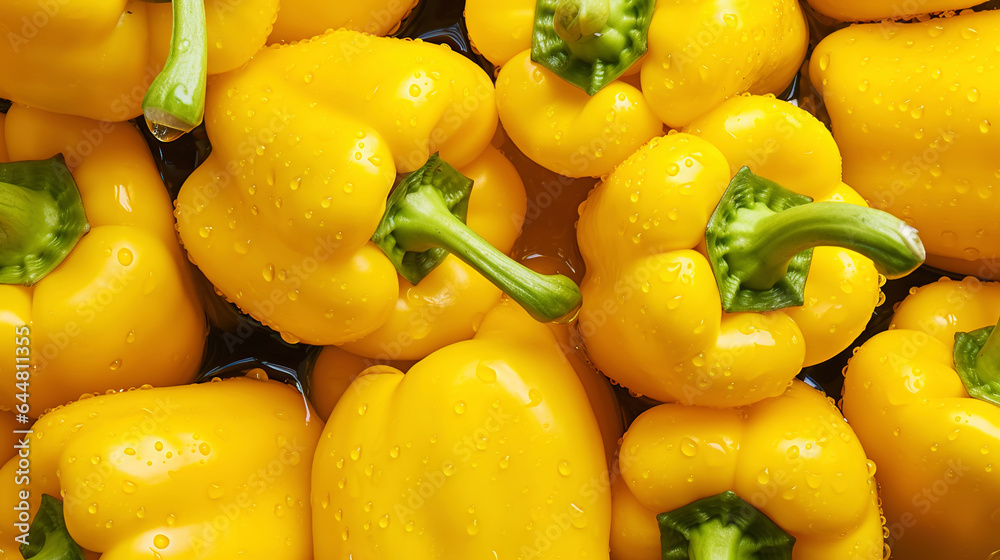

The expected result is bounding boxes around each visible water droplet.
[351,445,362,461]
[786,445,800,460]
[681,437,699,457]
[558,461,572,476]
[153,534,170,550]
[467,520,479,535]
[454,401,466,415]
[117,248,134,266]
[527,389,543,407]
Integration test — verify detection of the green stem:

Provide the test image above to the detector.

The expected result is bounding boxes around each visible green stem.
[0,155,88,286]
[706,167,925,313]
[687,518,743,560]
[20,495,86,560]
[729,202,925,291]
[532,0,654,95]
[372,155,581,324]
[141,0,208,142]
[657,491,794,560]
[954,318,1000,407]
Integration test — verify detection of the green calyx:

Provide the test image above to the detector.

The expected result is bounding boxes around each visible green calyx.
[372,154,582,323]
[705,167,925,313]
[658,491,795,560]
[141,0,208,142]
[0,155,89,286]
[954,320,1000,407]
[20,494,86,560]
[531,0,654,95]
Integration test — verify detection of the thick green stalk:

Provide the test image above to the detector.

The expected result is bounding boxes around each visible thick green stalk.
[141,0,208,142]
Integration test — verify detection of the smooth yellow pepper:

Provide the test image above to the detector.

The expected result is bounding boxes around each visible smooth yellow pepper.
[0,0,280,134]
[810,10,1000,278]
[844,276,1000,559]
[308,320,624,465]
[269,0,418,44]
[480,0,807,177]
[313,300,610,559]
[0,377,321,560]
[611,380,885,560]
[177,30,578,356]
[0,105,205,414]
[577,95,924,407]
[806,0,981,22]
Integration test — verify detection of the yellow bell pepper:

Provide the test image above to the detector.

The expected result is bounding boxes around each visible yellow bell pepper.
[577,94,924,407]
[805,0,980,22]
[611,380,885,560]
[810,10,1000,278]
[0,0,283,138]
[269,0,418,44]
[0,105,205,415]
[844,276,1000,559]
[0,377,320,560]
[480,0,807,177]
[313,299,610,558]
[308,320,625,465]
[309,346,414,421]
[176,30,580,354]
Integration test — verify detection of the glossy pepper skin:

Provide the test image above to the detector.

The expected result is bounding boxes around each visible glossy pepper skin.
[577,95,886,407]
[480,0,807,177]
[0,105,205,414]
[0,0,279,122]
[806,0,980,21]
[175,30,519,354]
[313,300,611,559]
[611,380,884,560]
[844,277,1000,559]
[269,0,418,44]
[810,10,1000,278]
[0,377,321,560]
[309,321,624,465]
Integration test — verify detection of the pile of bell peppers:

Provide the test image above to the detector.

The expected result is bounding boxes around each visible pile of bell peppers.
[0,0,998,559]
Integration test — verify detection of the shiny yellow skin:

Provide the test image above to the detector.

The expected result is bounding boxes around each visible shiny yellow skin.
[640,0,808,129]
[487,0,807,177]
[269,0,418,44]
[844,277,1000,560]
[811,10,1000,278]
[309,321,624,464]
[0,378,321,560]
[465,0,534,67]
[0,0,280,122]
[176,31,507,351]
[496,51,664,178]
[611,380,884,560]
[313,300,611,559]
[577,95,881,407]
[806,0,980,21]
[0,106,205,414]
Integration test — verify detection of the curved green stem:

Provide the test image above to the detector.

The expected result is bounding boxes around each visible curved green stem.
[658,491,794,560]
[20,495,86,560]
[141,0,208,142]
[0,155,88,286]
[954,319,1000,407]
[706,167,925,312]
[372,155,581,323]
[532,0,653,95]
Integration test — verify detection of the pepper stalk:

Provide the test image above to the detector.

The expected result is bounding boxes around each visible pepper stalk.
[954,318,1000,407]
[0,155,89,286]
[658,491,795,560]
[706,167,925,313]
[372,155,582,323]
[531,0,654,95]
[140,0,208,142]
[19,495,86,560]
